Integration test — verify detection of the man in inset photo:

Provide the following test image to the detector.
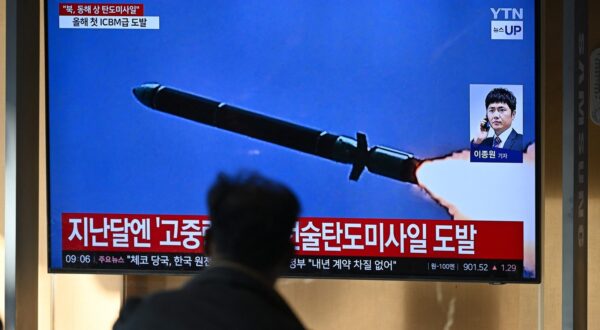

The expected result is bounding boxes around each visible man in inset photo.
[472,87,523,151]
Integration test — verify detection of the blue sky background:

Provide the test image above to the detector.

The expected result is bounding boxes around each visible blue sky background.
[47,0,537,269]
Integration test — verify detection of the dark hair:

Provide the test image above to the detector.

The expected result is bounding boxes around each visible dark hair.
[485,88,516,112]
[207,172,300,271]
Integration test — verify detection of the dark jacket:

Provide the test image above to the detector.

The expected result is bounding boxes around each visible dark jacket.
[478,128,523,151]
[113,266,305,330]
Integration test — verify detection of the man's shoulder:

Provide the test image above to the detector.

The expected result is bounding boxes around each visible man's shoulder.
[510,128,523,139]
[114,269,305,330]
[112,290,191,330]
[503,129,523,151]
[508,129,523,144]
[113,282,235,330]
[113,272,233,330]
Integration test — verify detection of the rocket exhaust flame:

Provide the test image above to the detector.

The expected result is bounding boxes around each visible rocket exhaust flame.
[416,144,536,274]
[416,144,535,221]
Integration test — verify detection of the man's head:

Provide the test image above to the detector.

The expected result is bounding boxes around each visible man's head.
[485,88,516,135]
[205,172,300,275]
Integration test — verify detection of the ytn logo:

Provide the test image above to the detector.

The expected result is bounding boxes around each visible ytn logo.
[490,8,523,20]
[490,8,523,40]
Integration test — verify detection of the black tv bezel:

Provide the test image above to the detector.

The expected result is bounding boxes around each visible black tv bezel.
[44,0,542,284]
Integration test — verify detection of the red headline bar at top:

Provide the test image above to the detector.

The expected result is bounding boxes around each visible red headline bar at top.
[62,213,523,260]
[59,3,144,16]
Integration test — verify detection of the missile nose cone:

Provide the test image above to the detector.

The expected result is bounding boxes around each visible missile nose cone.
[133,83,161,108]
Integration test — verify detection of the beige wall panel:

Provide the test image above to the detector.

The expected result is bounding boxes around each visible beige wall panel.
[541,196,562,330]
[52,274,122,330]
[587,0,600,326]
[124,274,188,298]
[539,1,563,329]
[125,275,541,330]
[278,279,537,330]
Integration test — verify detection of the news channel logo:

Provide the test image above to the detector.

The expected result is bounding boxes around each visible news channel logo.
[490,7,523,40]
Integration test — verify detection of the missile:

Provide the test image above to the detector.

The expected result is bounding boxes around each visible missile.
[133,83,421,184]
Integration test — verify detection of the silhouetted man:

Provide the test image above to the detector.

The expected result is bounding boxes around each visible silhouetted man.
[113,172,305,330]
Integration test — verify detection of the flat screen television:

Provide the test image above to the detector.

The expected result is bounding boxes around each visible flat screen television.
[46,0,540,283]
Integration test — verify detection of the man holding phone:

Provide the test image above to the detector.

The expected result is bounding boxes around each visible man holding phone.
[471,87,523,151]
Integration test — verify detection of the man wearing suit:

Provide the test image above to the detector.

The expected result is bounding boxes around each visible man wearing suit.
[113,172,305,330]
[472,88,523,151]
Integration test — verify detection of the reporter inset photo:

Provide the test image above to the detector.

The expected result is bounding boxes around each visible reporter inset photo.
[469,84,524,163]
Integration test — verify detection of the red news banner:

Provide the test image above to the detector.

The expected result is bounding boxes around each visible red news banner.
[59,3,144,16]
[62,213,523,260]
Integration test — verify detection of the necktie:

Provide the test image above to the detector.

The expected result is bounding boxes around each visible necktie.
[493,136,502,148]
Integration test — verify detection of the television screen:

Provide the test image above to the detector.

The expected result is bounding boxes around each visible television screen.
[46,0,540,282]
